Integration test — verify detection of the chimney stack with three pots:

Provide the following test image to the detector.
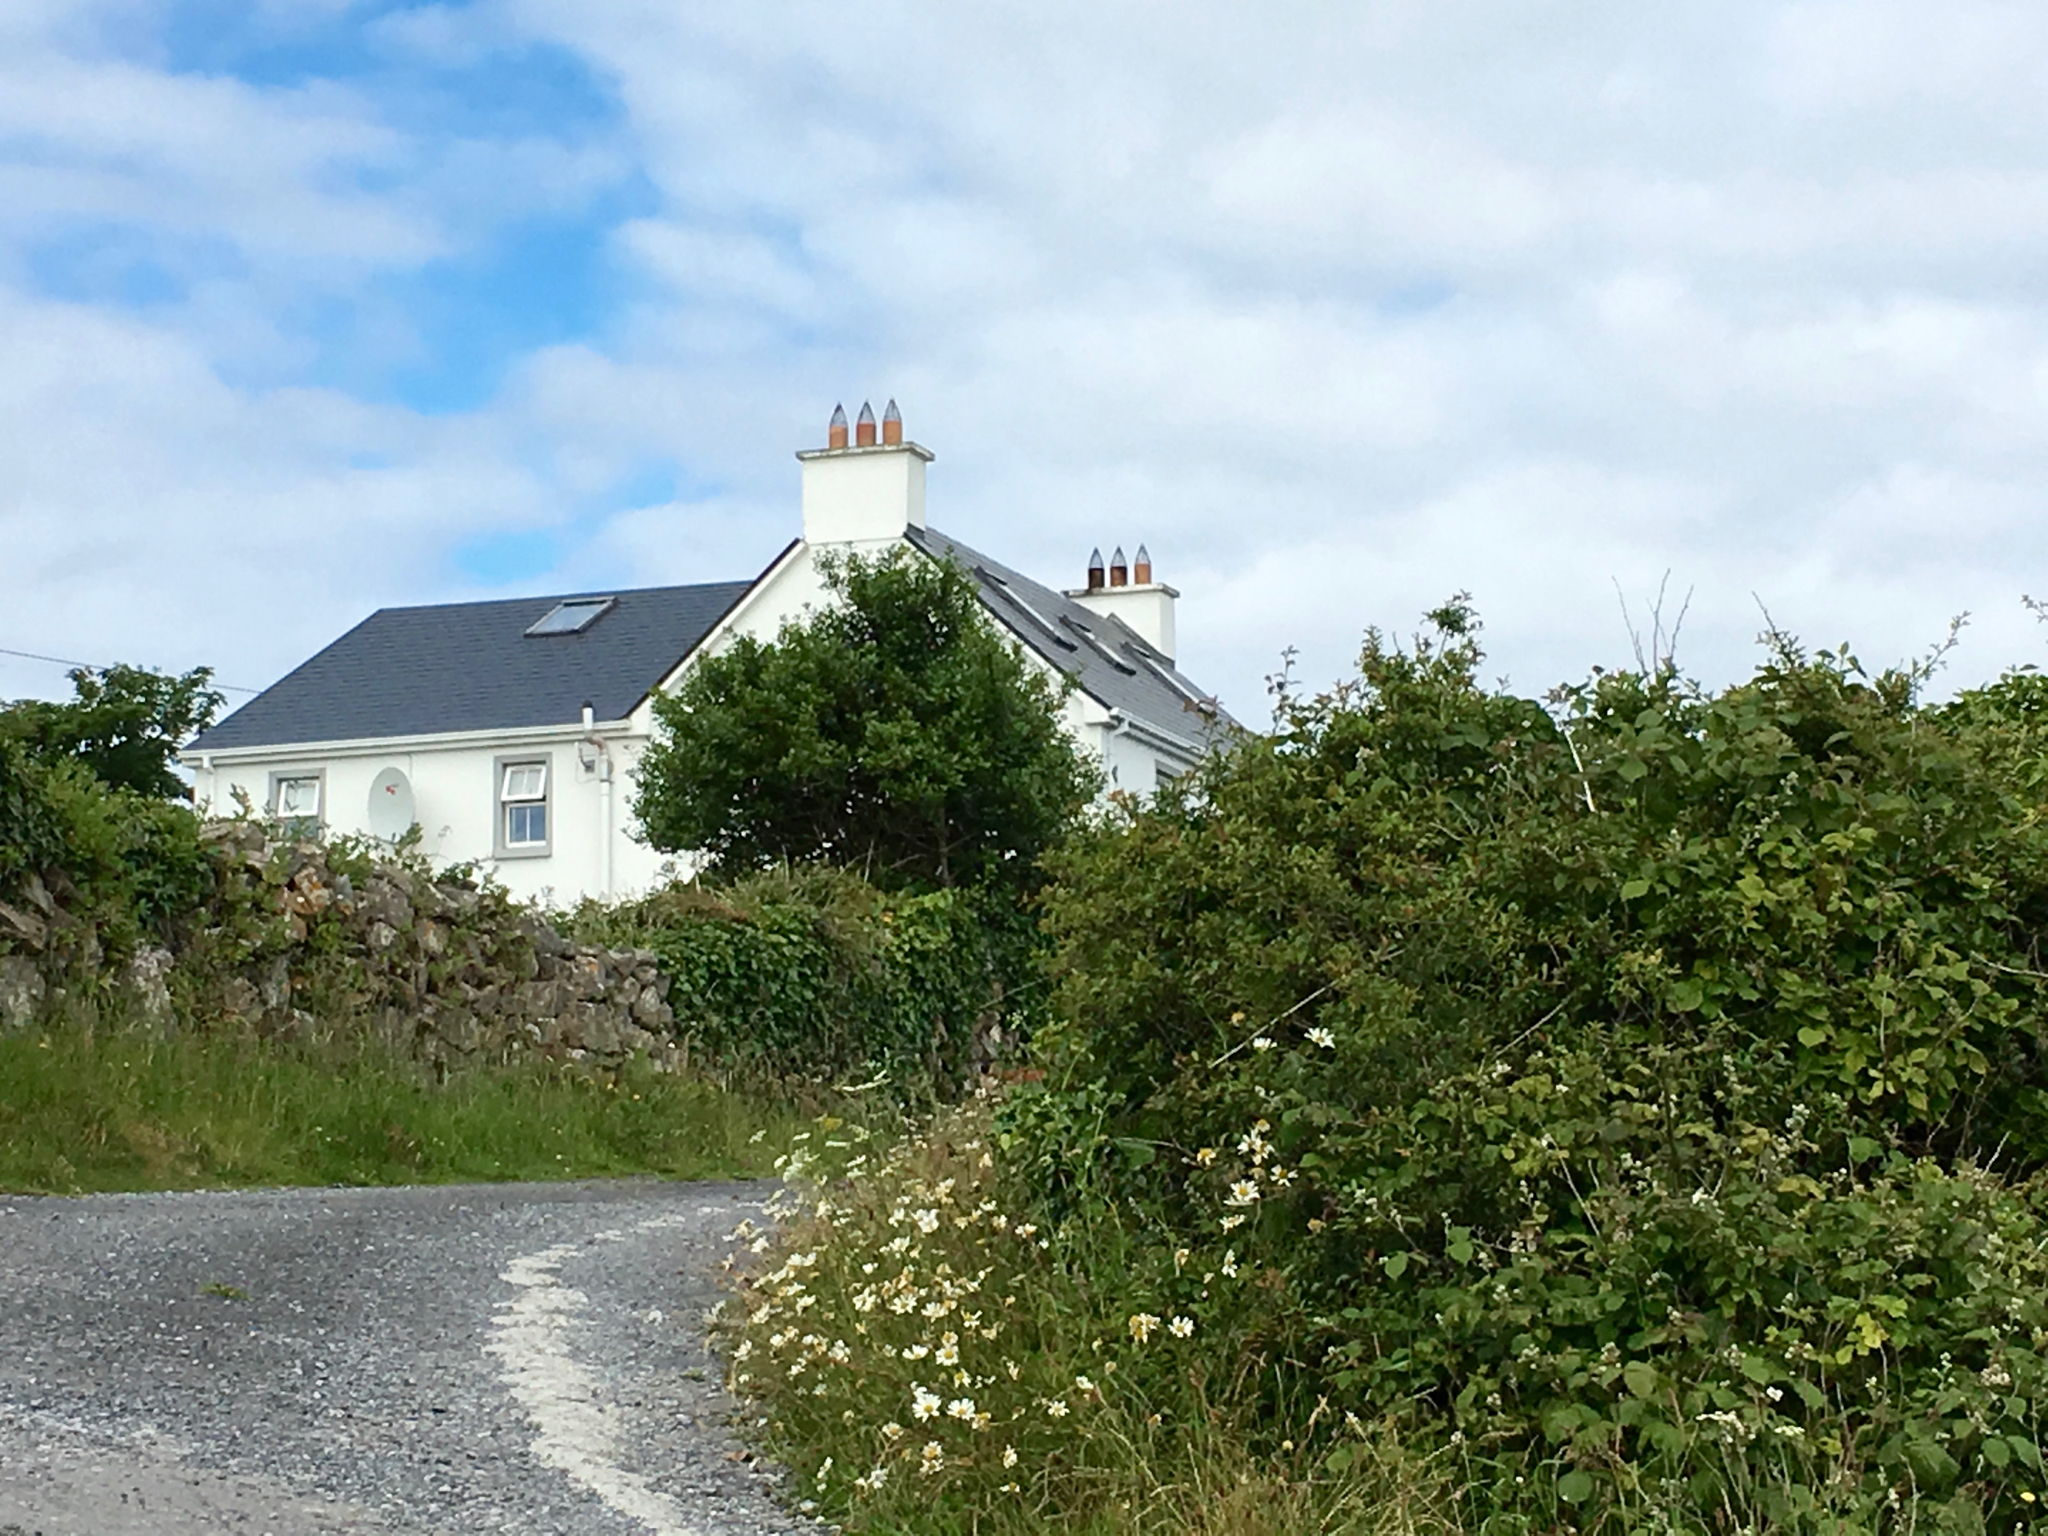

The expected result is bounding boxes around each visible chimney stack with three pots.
[799,398,933,545]
[1068,539,1178,660]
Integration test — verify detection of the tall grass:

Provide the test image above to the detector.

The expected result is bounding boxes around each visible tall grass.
[0,1017,794,1194]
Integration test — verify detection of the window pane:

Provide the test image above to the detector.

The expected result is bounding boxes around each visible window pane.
[277,777,320,817]
[506,802,547,846]
[502,763,546,800]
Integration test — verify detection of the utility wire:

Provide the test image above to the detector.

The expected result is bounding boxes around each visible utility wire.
[0,643,261,695]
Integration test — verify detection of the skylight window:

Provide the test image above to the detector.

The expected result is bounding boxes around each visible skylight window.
[525,597,615,637]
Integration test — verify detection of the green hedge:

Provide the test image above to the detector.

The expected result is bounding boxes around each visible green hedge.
[565,865,1028,1092]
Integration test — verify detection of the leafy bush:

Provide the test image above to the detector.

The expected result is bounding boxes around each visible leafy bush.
[1,664,230,989]
[1011,607,2048,1530]
[566,866,1033,1094]
[0,736,212,963]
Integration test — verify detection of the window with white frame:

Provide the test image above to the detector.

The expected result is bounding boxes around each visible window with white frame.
[499,759,549,852]
[271,773,323,824]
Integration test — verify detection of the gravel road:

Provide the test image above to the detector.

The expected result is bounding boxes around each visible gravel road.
[0,1180,822,1536]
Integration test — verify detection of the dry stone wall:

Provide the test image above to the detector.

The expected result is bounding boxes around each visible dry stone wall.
[0,822,679,1071]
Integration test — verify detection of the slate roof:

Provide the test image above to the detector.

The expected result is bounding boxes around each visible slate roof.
[187,529,1229,756]
[910,525,1233,748]
[187,579,758,751]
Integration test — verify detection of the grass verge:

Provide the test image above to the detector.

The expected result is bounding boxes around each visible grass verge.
[717,1101,1458,1535]
[0,1019,794,1194]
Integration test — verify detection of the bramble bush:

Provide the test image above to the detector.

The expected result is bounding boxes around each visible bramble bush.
[995,606,2048,1532]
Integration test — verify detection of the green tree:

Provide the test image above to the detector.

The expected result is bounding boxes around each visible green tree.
[0,665,223,800]
[635,549,1097,893]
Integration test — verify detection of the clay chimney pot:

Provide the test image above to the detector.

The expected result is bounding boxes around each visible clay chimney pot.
[827,403,849,450]
[882,399,903,446]
[855,401,878,447]
[1109,546,1129,588]
[1133,544,1152,584]
[1086,547,1106,592]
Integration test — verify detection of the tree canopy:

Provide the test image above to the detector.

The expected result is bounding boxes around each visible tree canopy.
[634,549,1097,892]
[0,665,222,800]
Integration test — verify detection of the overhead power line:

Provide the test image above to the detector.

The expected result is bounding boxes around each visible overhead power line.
[0,643,260,695]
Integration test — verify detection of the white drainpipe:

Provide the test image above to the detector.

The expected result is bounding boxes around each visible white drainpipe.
[581,703,614,901]
[599,750,614,899]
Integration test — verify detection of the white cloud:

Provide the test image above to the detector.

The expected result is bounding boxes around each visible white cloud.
[7,0,2048,723]
[1203,107,1565,261]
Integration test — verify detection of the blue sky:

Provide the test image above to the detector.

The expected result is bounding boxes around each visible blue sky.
[5,0,2048,717]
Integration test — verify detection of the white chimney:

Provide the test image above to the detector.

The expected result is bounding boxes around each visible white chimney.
[1068,543,1177,661]
[797,398,932,546]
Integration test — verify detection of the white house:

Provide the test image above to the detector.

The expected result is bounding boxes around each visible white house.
[182,404,1228,905]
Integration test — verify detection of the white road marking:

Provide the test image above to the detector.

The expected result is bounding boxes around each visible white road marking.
[486,1224,705,1536]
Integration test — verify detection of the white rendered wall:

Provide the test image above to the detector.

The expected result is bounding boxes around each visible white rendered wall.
[192,731,676,909]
